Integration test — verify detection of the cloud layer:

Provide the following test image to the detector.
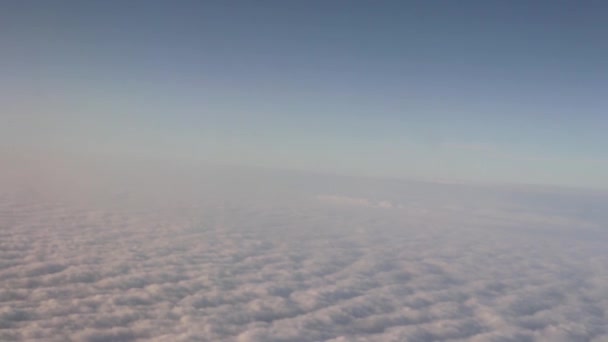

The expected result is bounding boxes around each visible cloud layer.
[1,166,607,341]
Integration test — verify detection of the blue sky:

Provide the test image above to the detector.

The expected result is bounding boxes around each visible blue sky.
[2,1,608,188]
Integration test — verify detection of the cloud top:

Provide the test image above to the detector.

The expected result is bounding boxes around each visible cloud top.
[1,165,607,341]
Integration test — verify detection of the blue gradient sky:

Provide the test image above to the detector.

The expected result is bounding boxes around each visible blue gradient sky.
[2,1,608,188]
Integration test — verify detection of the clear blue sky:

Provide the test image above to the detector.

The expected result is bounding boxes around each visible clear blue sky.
[2,1,608,188]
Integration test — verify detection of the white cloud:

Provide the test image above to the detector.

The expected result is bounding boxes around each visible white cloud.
[1,164,607,341]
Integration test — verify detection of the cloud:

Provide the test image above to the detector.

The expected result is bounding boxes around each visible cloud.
[1,165,607,341]
[441,142,498,153]
[316,195,395,209]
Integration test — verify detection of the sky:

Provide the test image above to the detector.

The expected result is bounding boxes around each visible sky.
[2,0,608,188]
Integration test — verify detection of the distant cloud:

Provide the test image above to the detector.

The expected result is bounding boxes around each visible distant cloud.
[316,195,395,209]
[440,142,497,153]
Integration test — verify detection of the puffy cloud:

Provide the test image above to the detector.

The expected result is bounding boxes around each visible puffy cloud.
[1,166,607,341]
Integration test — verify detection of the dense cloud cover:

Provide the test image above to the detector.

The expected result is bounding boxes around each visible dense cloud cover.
[1,164,608,341]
